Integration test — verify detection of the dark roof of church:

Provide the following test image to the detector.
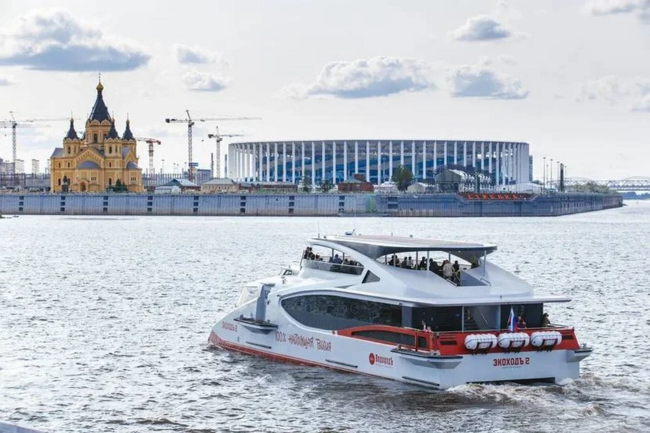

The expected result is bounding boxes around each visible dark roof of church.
[89,81,111,123]
[78,161,100,169]
[106,120,120,139]
[126,161,138,169]
[64,119,79,140]
[51,148,63,158]
[122,147,130,157]
[122,119,134,141]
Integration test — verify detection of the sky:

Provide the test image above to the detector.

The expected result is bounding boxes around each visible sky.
[0,0,648,180]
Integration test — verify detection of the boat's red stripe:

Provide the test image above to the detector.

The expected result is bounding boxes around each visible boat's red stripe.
[208,331,388,381]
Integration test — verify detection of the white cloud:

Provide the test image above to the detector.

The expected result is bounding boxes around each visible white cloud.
[632,94,650,111]
[586,0,650,15]
[586,0,650,22]
[173,44,226,66]
[578,76,650,112]
[578,76,623,103]
[0,9,150,71]
[182,70,230,92]
[498,55,517,65]
[0,76,11,86]
[280,56,437,99]
[449,16,513,41]
[446,63,528,99]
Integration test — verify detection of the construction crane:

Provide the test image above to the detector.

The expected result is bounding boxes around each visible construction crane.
[207,126,243,178]
[0,112,69,173]
[135,137,162,174]
[165,110,259,181]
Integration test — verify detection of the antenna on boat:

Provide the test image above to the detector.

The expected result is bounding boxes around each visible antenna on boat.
[317,222,320,239]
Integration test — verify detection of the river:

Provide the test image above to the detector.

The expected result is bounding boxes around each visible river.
[1,202,649,432]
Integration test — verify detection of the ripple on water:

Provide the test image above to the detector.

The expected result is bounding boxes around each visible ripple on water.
[1,207,650,432]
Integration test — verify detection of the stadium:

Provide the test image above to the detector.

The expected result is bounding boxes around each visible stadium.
[228,140,531,187]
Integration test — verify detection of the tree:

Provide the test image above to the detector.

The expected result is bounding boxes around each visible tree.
[320,180,333,193]
[392,165,414,192]
[301,175,312,193]
[113,179,128,193]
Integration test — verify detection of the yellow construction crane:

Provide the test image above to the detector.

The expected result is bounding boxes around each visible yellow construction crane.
[207,126,243,178]
[165,110,258,181]
[135,137,161,174]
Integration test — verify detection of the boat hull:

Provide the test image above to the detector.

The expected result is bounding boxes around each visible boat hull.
[209,314,586,389]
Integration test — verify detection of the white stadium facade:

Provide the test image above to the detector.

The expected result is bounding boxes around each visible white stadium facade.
[228,140,530,187]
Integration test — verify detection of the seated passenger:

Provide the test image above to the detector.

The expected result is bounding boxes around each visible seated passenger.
[332,254,342,264]
[442,260,454,280]
[407,256,414,268]
[452,260,460,273]
[418,257,427,270]
[541,313,551,327]
[470,259,479,269]
[400,258,409,268]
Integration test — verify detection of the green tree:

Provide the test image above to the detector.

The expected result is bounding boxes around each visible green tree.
[113,179,128,193]
[301,175,312,193]
[320,180,333,193]
[392,165,414,192]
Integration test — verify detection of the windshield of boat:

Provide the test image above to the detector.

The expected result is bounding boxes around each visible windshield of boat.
[301,245,364,275]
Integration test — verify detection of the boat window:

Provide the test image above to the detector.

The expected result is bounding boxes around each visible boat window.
[362,271,380,283]
[351,330,415,346]
[413,306,462,332]
[281,295,402,330]
[500,304,543,329]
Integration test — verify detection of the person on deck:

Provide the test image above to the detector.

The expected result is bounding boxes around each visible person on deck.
[418,257,427,270]
[443,260,454,280]
[541,313,551,327]
[515,316,527,331]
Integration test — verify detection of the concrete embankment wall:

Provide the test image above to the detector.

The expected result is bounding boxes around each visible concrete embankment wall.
[0,193,622,217]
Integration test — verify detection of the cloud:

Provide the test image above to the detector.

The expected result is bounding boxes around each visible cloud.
[173,44,226,65]
[446,63,528,99]
[578,76,650,111]
[280,56,437,99]
[498,55,517,65]
[632,94,650,111]
[0,77,11,85]
[182,70,230,92]
[578,76,623,103]
[0,9,150,71]
[586,0,650,15]
[586,0,650,22]
[449,16,513,41]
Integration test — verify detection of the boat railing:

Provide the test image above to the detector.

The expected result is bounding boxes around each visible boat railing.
[302,259,364,276]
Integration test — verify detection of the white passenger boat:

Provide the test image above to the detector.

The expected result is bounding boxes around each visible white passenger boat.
[209,235,592,389]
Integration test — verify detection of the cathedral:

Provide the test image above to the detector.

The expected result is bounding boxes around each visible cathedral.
[50,80,143,193]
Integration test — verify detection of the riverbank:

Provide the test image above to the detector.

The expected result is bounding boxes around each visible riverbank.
[0,192,622,217]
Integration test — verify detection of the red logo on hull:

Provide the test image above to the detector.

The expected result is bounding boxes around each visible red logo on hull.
[369,353,376,365]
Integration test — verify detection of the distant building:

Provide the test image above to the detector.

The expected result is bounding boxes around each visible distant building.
[50,80,143,193]
[201,178,240,193]
[337,174,374,193]
[163,178,200,191]
[239,181,297,193]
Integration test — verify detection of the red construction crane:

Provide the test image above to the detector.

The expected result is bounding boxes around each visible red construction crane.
[207,126,243,178]
[135,137,161,174]
[165,110,259,181]
[0,112,69,174]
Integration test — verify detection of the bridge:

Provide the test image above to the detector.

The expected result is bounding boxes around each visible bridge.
[565,177,650,192]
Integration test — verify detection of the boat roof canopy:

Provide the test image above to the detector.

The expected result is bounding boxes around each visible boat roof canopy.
[310,235,497,260]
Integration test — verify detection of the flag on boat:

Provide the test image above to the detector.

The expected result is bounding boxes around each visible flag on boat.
[507,307,516,332]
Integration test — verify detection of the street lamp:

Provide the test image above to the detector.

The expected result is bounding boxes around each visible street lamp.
[543,156,546,192]
[162,159,165,173]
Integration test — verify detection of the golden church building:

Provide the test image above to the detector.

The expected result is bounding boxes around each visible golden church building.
[50,81,143,193]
